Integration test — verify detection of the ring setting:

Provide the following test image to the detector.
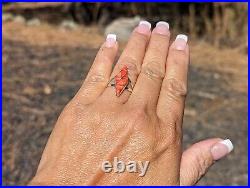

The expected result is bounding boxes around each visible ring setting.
[108,65,133,97]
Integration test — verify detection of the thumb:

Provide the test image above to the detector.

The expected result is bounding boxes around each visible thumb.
[180,138,234,185]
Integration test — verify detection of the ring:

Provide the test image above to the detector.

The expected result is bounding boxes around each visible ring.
[108,65,133,97]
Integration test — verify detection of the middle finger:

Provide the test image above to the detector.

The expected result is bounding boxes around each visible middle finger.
[129,21,171,108]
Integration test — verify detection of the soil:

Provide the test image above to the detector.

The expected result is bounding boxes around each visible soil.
[2,21,248,185]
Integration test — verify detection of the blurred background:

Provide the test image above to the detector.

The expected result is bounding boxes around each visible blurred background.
[2,2,248,185]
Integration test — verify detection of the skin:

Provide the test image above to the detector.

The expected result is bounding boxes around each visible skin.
[29,25,223,185]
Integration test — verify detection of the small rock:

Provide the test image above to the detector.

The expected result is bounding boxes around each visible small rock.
[43,85,52,95]
[13,15,26,24]
[27,18,41,27]
[2,13,14,22]
[213,73,220,79]
[184,108,197,117]
[104,16,141,42]
[60,20,78,30]
[23,86,37,96]
[196,91,216,100]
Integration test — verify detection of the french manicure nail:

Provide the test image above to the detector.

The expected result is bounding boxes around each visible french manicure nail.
[174,34,188,50]
[136,21,151,34]
[154,21,169,35]
[211,139,234,160]
[106,34,116,47]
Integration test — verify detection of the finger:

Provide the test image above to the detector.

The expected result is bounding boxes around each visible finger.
[75,34,118,104]
[157,34,189,122]
[101,21,151,104]
[180,138,234,185]
[129,21,170,107]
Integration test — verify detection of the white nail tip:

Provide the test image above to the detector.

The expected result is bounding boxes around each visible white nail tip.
[219,139,234,153]
[156,21,169,29]
[139,21,151,29]
[106,34,117,41]
[176,34,188,42]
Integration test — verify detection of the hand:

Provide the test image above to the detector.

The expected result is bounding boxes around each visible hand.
[29,21,233,185]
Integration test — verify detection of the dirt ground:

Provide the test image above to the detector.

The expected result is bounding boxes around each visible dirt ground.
[2,22,248,185]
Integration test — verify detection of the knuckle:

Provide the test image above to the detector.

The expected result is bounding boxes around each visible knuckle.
[85,73,108,86]
[70,104,84,120]
[154,32,170,40]
[156,117,182,153]
[57,101,80,128]
[175,56,188,65]
[96,53,112,64]
[165,122,182,146]
[129,104,148,122]
[163,78,187,100]
[194,150,213,178]
[149,45,163,53]
[169,51,188,64]
[128,104,152,131]
[133,31,149,42]
[118,56,139,74]
[124,105,156,154]
[141,61,165,80]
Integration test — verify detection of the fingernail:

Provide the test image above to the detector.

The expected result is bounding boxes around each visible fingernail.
[106,34,116,47]
[154,21,169,35]
[174,34,188,50]
[136,21,151,34]
[211,139,234,160]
